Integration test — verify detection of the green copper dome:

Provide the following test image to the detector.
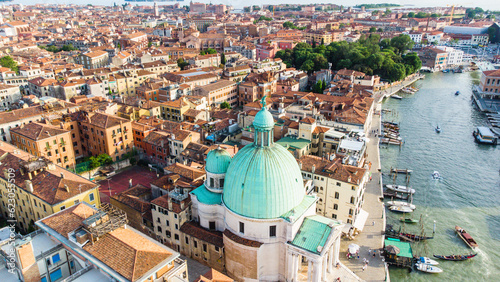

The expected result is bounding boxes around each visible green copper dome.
[205,147,232,174]
[253,107,275,130]
[222,104,305,219]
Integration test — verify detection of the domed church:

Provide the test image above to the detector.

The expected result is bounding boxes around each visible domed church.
[191,99,355,281]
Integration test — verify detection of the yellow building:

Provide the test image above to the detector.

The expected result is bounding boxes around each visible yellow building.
[161,98,190,122]
[304,30,333,45]
[0,141,100,232]
[10,122,76,169]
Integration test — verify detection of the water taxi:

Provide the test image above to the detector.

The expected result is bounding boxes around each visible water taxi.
[455,226,479,249]
[473,127,498,145]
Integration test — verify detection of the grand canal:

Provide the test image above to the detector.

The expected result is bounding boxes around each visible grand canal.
[381,71,500,281]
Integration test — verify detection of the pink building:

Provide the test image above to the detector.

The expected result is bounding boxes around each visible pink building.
[256,42,278,61]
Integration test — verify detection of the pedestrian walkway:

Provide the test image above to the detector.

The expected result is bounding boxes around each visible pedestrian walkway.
[339,104,387,282]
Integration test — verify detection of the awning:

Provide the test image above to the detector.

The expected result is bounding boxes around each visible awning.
[353,208,369,231]
[339,139,364,151]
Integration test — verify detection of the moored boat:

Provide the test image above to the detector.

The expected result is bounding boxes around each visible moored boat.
[433,253,477,261]
[387,201,416,210]
[391,94,403,100]
[389,205,413,213]
[418,257,439,266]
[455,226,479,249]
[415,262,443,273]
[473,127,498,145]
[400,217,419,224]
[385,184,415,194]
[391,168,413,174]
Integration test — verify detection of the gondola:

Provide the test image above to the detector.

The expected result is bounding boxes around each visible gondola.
[433,253,477,261]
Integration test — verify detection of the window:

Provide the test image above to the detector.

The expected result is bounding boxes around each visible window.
[209,221,216,230]
[49,269,62,282]
[60,206,65,211]
[270,225,276,237]
[203,244,207,252]
[332,214,337,219]
[175,234,179,240]
[334,192,339,199]
[157,226,162,233]
[219,178,224,187]
[210,178,214,187]
[89,193,94,202]
[334,204,338,210]
[349,209,353,215]
[175,224,179,230]
[52,254,60,264]
[239,222,244,234]
[336,182,341,186]
[350,197,355,204]
[166,230,171,237]
[185,236,189,244]
[46,258,51,266]
[70,261,74,268]
[194,240,198,248]
[166,220,170,226]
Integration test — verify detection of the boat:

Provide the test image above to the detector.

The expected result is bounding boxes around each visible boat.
[418,257,439,265]
[473,127,498,145]
[455,91,460,96]
[387,201,416,210]
[385,184,415,194]
[383,191,410,200]
[432,171,440,179]
[415,262,443,273]
[391,168,413,174]
[435,125,441,133]
[386,225,434,241]
[380,138,403,145]
[433,253,477,261]
[391,94,403,100]
[442,69,450,73]
[389,205,414,213]
[400,217,419,224]
[455,226,479,249]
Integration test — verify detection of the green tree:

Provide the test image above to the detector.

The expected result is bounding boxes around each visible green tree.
[403,52,422,74]
[0,56,18,73]
[300,59,315,74]
[221,52,226,65]
[148,41,153,48]
[312,40,317,48]
[407,12,415,18]
[220,101,231,109]
[384,8,392,17]
[377,28,384,32]
[390,34,414,55]
[283,21,294,29]
[321,38,325,46]
[177,58,189,70]
[369,27,377,32]
[117,42,121,50]
[205,48,217,54]
[488,26,498,43]
[313,80,323,93]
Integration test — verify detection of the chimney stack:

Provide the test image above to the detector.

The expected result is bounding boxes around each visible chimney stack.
[312,164,316,174]
[25,180,34,193]
[129,178,133,188]
[168,197,173,210]
[60,172,65,179]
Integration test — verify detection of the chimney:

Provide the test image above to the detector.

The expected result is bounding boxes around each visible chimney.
[168,197,173,210]
[25,180,34,193]
[60,122,64,129]
[129,178,133,188]
[299,162,302,169]
[64,184,70,193]
[312,164,316,174]
[180,201,185,210]
[60,172,65,179]
[3,168,9,180]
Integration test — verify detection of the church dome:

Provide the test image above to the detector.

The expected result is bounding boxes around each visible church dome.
[222,104,305,219]
[252,107,275,130]
[205,147,232,174]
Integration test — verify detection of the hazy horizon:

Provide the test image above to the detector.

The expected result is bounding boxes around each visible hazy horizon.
[8,0,500,11]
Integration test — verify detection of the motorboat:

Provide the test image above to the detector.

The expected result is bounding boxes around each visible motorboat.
[415,262,443,273]
[432,171,440,179]
[455,226,479,249]
[418,257,439,266]
[400,217,419,224]
[435,125,441,133]
[389,205,414,213]
[385,184,415,194]
[387,200,416,210]
[391,94,403,100]
[473,127,498,145]
[433,253,477,261]
[455,91,460,95]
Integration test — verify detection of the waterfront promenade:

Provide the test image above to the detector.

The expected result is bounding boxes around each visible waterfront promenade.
[339,103,387,282]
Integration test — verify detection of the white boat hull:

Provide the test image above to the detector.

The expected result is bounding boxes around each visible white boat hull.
[419,257,439,266]
[385,185,415,194]
[387,201,416,210]
[415,262,443,273]
[389,206,414,213]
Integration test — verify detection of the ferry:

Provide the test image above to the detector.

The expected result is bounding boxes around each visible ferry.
[473,127,498,145]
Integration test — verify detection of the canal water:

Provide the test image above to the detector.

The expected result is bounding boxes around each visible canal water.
[381,71,500,281]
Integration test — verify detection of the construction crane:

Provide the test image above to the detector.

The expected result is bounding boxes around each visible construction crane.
[447,3,472,25]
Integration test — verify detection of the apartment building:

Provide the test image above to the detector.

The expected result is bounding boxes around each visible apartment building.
[479,69,500,99]
[78,112,134,161]
[152,187,192,252]
[0,99,79,142]
[0,83,21,110]
[0,141,100,232]
[29,202,188,282]
[193,80,238,108]
[298,155,368,227]
[418,47,448,71]
[238,72,277,106]
[161,98,190,121]
[74,50,109,69]
[10,122,76,169]
[27,77,58,97]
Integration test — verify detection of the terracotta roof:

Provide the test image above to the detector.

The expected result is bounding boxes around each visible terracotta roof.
[164,163,205,181]
[223,229,263,248]
[180,221,223,247]
[110,184,151,214]
[194,269,234,282]
[41,204,97,238]
[298,155,366,185]
[82,227,172,281]
[10,122,68,140]
[87,112,129,128]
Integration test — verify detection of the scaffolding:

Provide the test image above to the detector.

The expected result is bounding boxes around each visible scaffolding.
[84,203,128,239]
